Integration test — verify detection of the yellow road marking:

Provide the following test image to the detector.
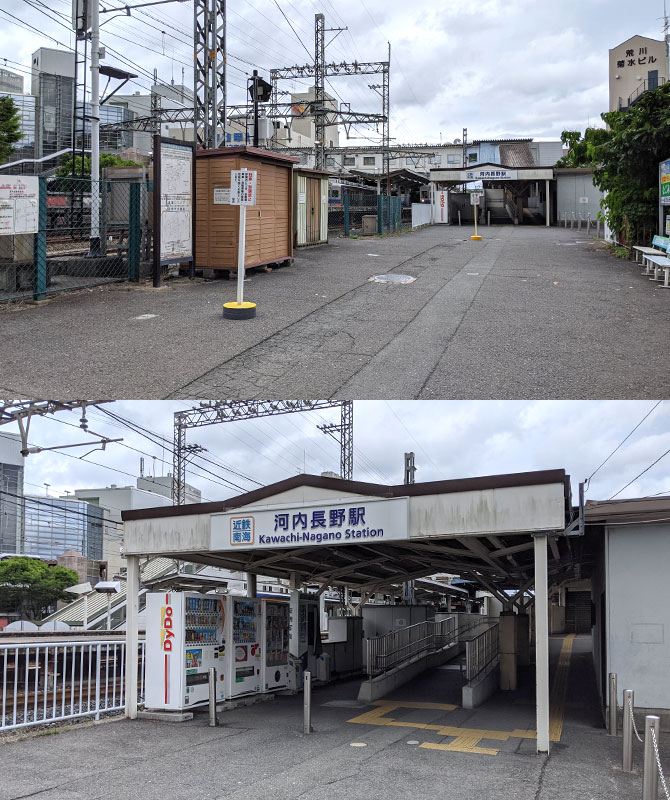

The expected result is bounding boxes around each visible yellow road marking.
[347,634,576,756]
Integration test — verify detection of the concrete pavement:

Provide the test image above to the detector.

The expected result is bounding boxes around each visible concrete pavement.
[1,226,669,399]
[0,636,660,800]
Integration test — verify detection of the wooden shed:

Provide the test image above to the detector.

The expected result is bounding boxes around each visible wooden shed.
[195,147,299,272]
[293,167,330,247]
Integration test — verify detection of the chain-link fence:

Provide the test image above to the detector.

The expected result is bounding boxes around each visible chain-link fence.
[327,193,406,236]
[1,176,148,303]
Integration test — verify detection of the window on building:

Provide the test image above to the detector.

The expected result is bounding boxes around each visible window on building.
[468,153,477,164]
[447,155,456,163]
[343,156,355,166]
[363,156,375,166]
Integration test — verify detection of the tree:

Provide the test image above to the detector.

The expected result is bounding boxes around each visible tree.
[0,557,80,621]
[56,152,141,177]
[0,96,23,164]
[557,82,670,244]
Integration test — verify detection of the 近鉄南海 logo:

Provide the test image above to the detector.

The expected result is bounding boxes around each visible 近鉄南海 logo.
[230,515,254,545]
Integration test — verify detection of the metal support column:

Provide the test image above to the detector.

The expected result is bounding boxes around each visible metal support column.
[124,554,139,719]
[340,400,353,481]
[33,177,47,301]
[545,178,550,227]
[314,13,326,170]
[128,183,141,282]
[534,534,550,753]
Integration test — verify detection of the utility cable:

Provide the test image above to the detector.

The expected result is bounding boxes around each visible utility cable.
[586,401,663,489]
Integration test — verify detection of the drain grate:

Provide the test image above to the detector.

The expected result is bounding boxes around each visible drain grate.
[371,274,416,284]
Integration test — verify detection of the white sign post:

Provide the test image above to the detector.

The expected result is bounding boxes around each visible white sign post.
[224,169,258,320]
[470,192,482,241]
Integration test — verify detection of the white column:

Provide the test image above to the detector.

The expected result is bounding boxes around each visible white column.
[545,179,550,227]
[125,555,140,719]
[534,534,550,753]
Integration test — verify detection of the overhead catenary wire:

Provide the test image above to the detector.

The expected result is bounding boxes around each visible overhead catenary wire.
[608,443,670,500]
[586,401,664,488]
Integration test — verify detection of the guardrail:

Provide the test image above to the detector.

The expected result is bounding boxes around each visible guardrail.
[465,622,499,683]
[366,616,457,677]
[1,640,146,732]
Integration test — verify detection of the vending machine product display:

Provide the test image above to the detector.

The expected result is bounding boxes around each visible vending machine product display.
[224,597,262,697]
[262,598,290,691]
[145,591,226,711]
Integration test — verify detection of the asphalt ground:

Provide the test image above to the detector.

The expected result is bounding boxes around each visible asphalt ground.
[1,226,669,399]
[0,636,661,800]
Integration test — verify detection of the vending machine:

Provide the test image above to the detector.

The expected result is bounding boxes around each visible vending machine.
[224,596,262,698]
[145,591,226,711]
[261,598,290,691]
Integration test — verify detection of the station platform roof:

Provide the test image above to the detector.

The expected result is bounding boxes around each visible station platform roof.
[122,470,574,597]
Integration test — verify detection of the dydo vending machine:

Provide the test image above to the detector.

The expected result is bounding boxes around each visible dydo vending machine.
[223,597,262,698]
[261,598,290,691]
[146,591,264,710]
[145,591,226,711]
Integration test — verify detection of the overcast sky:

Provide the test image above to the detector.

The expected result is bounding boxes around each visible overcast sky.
[2,401,669,507]
[2,0,667,145]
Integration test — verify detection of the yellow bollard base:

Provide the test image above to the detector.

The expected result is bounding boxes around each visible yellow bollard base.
[470,235,482,241]
[223,301,256,320]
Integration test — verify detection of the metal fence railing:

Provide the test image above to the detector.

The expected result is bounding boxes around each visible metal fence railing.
[366,616,457,677]
[1,176,147,303]
[328,192,408,236]
[464,622,499,683]
[0,639,146,732]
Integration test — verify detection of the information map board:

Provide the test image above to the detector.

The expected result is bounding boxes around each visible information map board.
[0,176,39,236]
[158,139,194,265]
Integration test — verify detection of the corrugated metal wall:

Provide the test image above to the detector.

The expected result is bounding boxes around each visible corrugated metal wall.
[296,173,307,246]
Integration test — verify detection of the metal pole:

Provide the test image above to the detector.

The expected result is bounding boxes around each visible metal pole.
[208,667,218,726]
[623,689,634,773]
[236,204,246,304]
[609,673,617,735]
[643,715,660,800]
[89,0,101,256]
[488,209,490,227]
[83,593,88,631]
[458,209,461,227]
[252,71,259,147]
[303,670,313,733]
[107,595,111,630]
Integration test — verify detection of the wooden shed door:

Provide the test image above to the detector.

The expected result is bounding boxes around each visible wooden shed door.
[306,177,320,244]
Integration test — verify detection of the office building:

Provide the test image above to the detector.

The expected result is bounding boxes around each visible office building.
[31,47,75,159]
[0,433,25,554]
[0,68,23,95]
[609,35,669,111]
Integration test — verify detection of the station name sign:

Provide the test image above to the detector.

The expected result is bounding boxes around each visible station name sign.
[210,496,409,551]
[466,168,517,181]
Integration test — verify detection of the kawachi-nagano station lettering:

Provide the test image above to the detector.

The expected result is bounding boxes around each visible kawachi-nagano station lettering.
[210,496,409,551]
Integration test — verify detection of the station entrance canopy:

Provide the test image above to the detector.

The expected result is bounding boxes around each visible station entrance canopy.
[121,469,572,594]
[430,162,554,187]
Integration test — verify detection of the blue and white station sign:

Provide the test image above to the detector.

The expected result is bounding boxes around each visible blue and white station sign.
[210,496,409,551]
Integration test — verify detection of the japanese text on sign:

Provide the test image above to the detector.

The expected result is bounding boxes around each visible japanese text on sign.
[0,176,39,235]
[230,170,257,206]
[210,497,409,551]
[616,46,658,70]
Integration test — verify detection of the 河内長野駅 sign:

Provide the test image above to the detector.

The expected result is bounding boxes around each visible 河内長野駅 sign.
[210,496,409,550]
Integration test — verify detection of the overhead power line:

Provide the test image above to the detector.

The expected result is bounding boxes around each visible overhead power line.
[586,401,663,488]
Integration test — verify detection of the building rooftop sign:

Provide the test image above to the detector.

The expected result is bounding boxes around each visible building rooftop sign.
[210,496,409,551]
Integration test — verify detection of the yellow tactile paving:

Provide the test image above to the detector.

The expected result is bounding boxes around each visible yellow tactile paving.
[549,633,575,742]
[347,635,576,756]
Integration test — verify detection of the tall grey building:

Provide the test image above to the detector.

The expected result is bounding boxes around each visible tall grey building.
[0,432,25,554]
[31,48,75,159]
[23,496,104,562]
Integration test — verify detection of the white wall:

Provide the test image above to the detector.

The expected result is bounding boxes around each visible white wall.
[608,523,670,708]
[411,203,431,228]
